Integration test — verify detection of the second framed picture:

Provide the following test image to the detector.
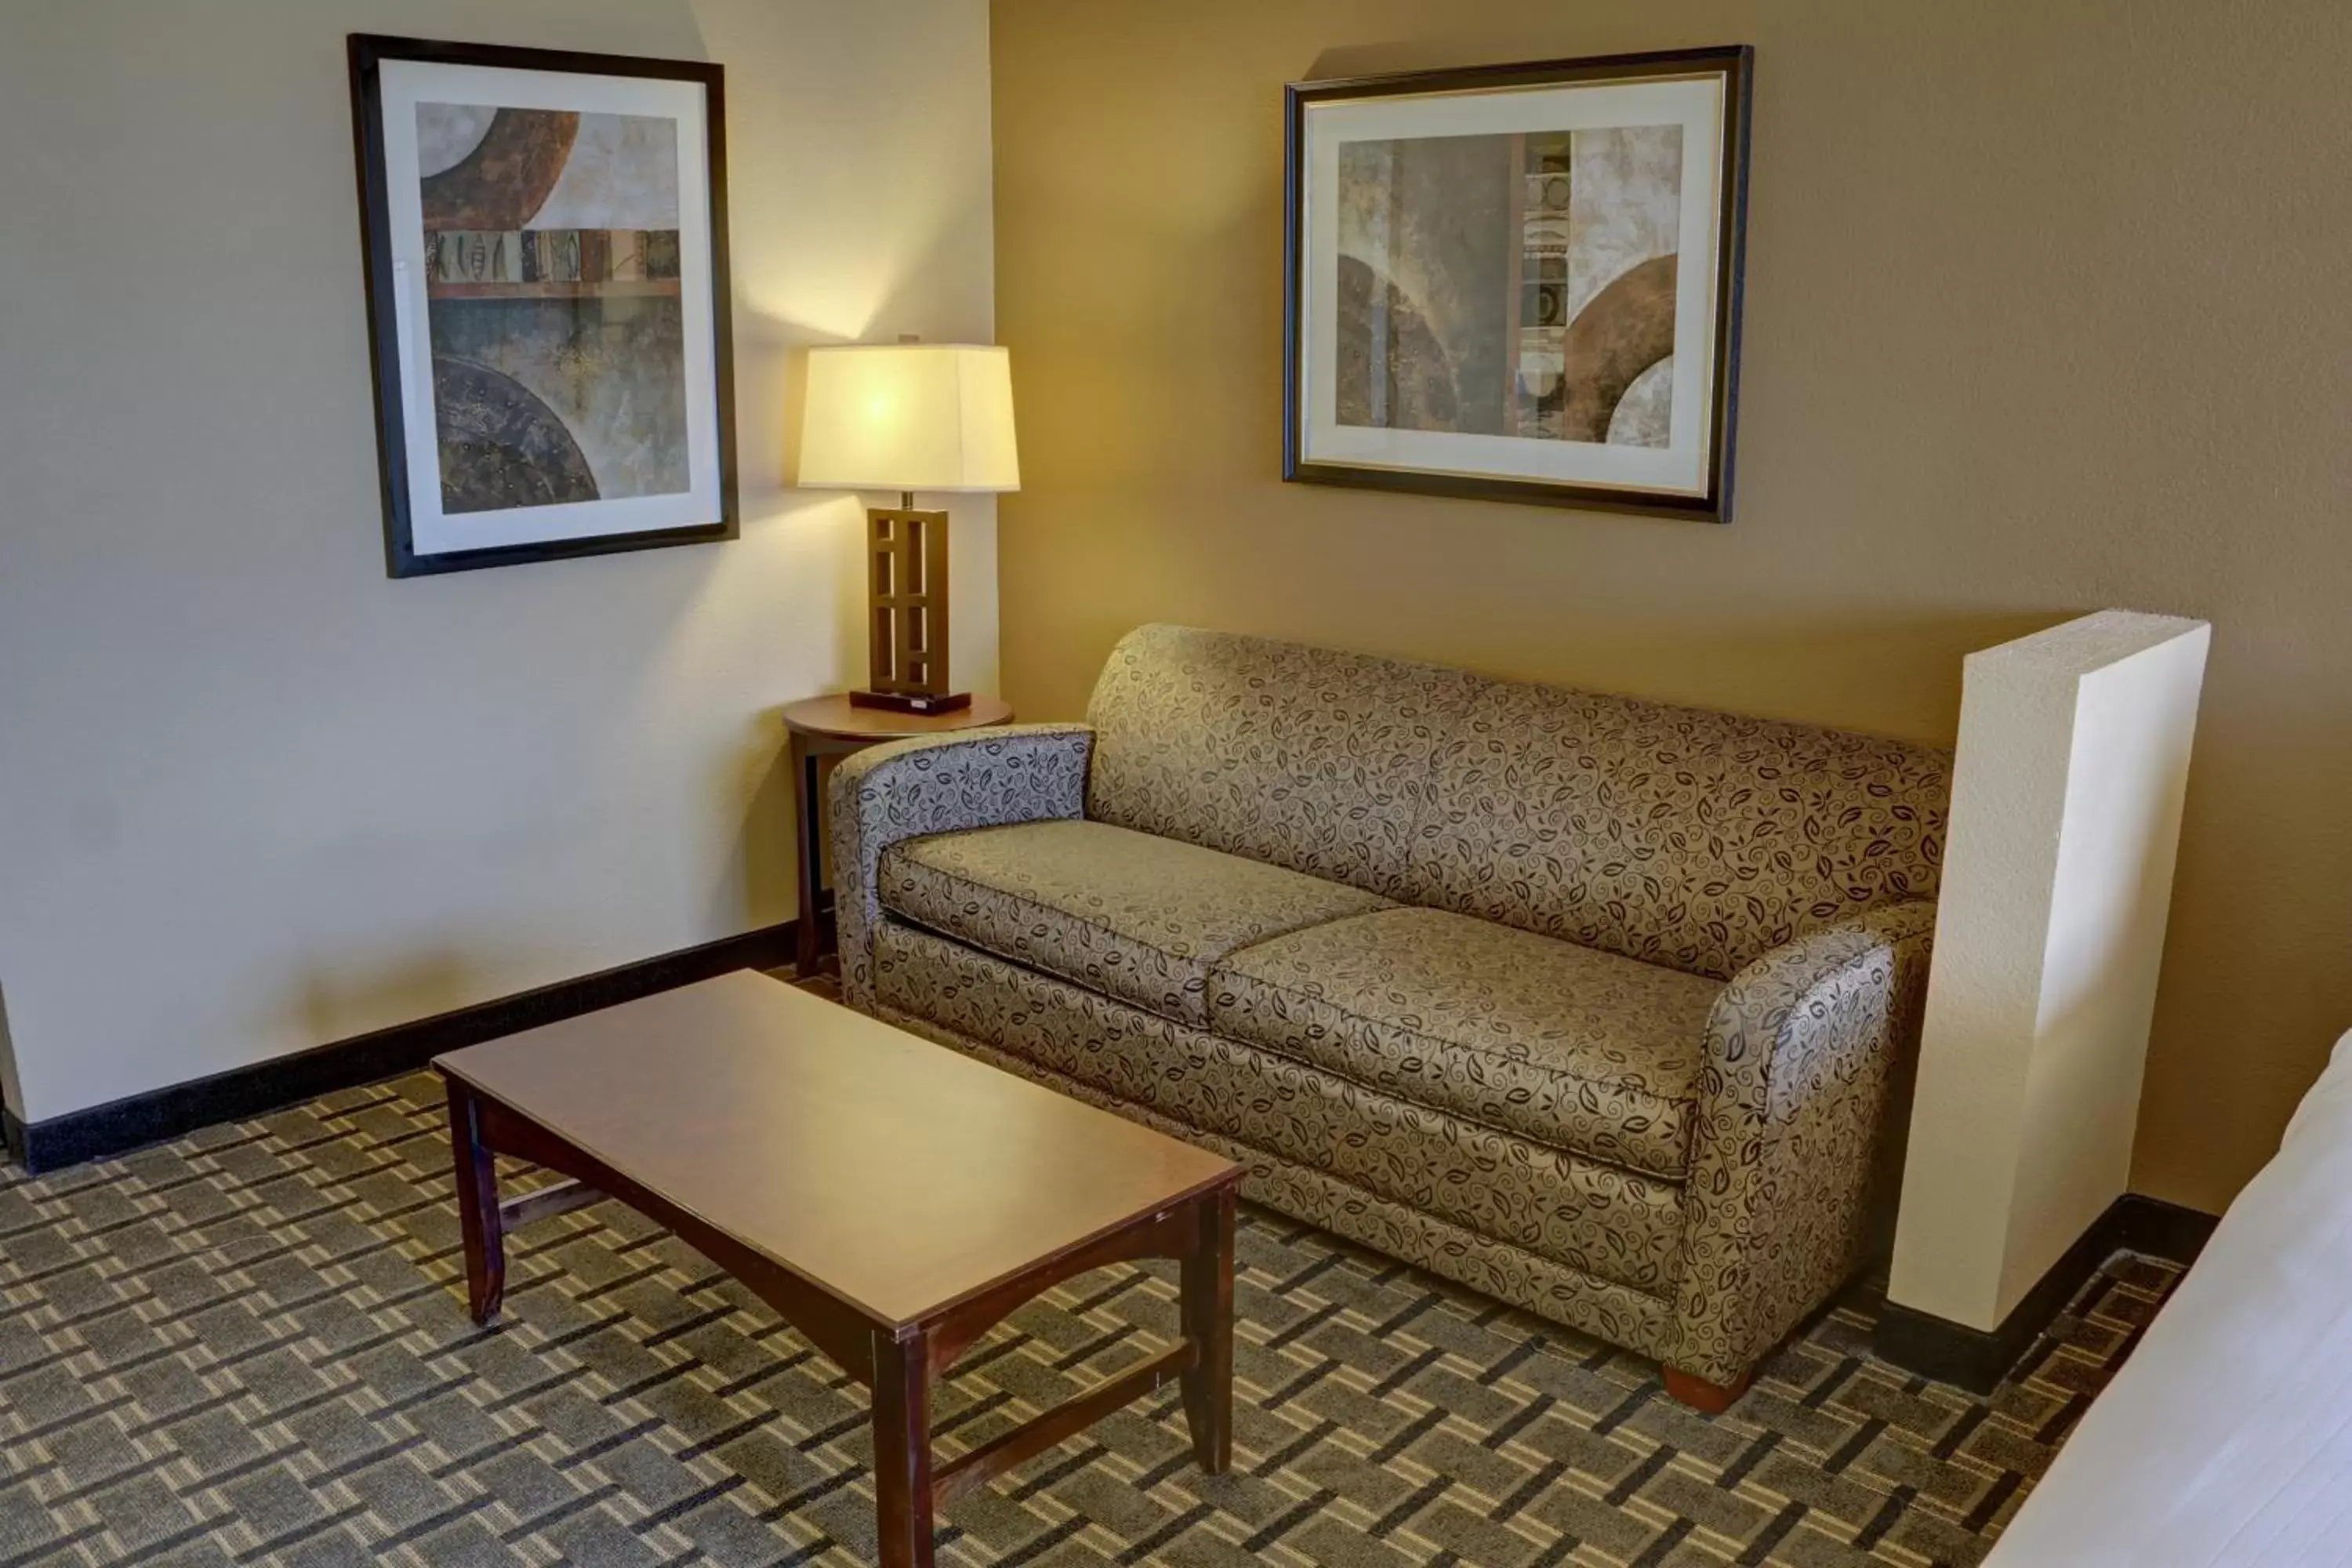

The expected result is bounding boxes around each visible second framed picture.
[1284,47,1752,521]
[349,34,738,577]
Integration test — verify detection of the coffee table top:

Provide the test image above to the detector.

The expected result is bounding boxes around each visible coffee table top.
[434,971,1240,1329]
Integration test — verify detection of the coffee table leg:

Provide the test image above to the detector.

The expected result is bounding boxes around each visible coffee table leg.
[873,1327,936,1568]
[445,1079,506,1327]
[1180,1185,1236,1475]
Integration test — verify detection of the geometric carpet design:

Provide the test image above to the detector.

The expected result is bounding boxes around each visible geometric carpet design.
[0,1067,2180,1568]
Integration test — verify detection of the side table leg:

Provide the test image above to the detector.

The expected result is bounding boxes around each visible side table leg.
[873,1327,937,1568]
[1180,1185,1236,1474]
[445,1078,506,1327]
[792,731,825,978]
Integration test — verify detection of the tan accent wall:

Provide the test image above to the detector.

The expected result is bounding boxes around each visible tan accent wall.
[990,0,2352,1214]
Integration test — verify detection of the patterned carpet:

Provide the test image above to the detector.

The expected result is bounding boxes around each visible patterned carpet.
[0,1051,2177,1567]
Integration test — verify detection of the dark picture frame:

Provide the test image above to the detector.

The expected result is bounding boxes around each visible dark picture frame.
[1283,46,1753,522]
[348,34,739,577]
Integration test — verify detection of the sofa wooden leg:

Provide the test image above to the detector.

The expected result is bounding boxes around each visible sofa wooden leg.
[1664,1364,1755,1414]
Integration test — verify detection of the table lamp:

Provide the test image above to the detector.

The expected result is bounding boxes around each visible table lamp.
[798,341,1019,714]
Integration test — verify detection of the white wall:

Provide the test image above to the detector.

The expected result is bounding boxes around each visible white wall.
[1891,612,2209,1328]
[0,0,999,1123]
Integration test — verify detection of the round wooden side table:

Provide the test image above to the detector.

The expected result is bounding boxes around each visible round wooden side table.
[782,693,1014,977]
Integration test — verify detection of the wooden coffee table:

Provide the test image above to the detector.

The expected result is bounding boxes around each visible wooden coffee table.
[434,971,1242,1567]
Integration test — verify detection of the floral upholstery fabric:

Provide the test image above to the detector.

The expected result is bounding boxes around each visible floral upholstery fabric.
[881,1003,1678,1362]
[1212,908,1717,1180]
[880,818,1390,1027]
[1667,902,1937,1385]
[1084,623,1480,901]
[827,724,1093,1010]
[828,626,1950,1385]
[1403,677,1951,980]
[875,922,1687,1296]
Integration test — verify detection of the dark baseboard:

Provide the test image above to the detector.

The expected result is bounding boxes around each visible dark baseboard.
[1873,1192,2220,1393]
[6,920,797,1176]
[2107,1192,2222,1261]
[2,1104,25,1167]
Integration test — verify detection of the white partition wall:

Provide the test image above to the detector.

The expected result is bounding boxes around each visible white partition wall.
[1889,611,2211,1337]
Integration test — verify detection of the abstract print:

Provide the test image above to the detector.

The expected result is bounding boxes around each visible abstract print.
[1336,125,1682,448]
[416,105,688,513]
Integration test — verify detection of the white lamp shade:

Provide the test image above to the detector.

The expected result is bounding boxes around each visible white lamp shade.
[797,343,1020,492]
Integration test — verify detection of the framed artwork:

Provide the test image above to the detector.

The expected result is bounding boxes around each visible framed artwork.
[1284,46,1752,521]
[347,35,737,577]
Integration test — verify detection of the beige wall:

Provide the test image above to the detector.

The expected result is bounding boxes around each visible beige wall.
[991,0,2352,1214]
[0,0,997,1121]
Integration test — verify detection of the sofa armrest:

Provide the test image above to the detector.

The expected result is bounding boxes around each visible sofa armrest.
[1667,901,1938,1385]
[826,724,1094,1007]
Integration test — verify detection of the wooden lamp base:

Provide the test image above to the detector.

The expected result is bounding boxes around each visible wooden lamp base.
[849,688,971,715]
[861,499,967,716]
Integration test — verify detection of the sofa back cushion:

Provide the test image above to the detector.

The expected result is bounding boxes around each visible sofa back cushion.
[1084,624,1476,898]
[1402,677,1951,979]
[1085,626,1951,979]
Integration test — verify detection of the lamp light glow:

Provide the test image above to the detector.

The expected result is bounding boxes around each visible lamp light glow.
[798,343,1019,494]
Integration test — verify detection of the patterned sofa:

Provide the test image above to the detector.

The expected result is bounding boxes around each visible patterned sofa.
[830,626,1951,1406]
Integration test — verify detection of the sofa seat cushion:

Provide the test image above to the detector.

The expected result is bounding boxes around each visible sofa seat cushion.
[1211,907,1719,1180]
[880,818,1391,1026]
[874,920,1688,1296]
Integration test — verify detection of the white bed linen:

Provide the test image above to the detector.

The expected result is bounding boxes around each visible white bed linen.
[1987,1029,2352,1566]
